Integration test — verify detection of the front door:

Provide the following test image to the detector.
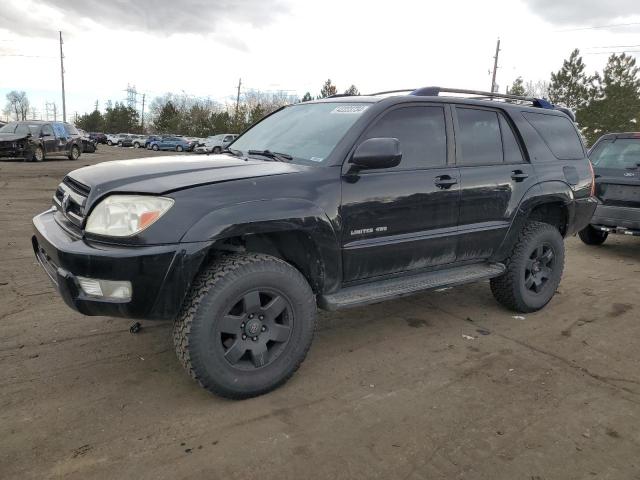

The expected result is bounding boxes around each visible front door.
[453,106,537,261]
[340,104,460,282]
[40,124,58,154]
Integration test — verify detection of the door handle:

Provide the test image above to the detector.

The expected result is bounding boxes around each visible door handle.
[434,175,458,189]
[511,170,529,182]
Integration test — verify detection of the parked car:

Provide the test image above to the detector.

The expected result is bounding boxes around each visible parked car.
[89,132,107,144]
[132,135,148,148]
[106,133,131,146]
[32,86,596,399]
[579,132,640,244]
[117,134,136,147]
[75,128,98,153]
[194,133,238,154]
[0,120,82,161]
[145,135,164,149]
[148,136,195,152]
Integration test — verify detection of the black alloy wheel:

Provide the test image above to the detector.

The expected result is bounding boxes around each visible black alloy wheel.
[218,289,293,370]
[524,243,555,294]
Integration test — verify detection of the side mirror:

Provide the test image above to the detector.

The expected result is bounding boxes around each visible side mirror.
[350,137,402,170]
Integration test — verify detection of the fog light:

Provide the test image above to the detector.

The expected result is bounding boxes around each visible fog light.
[77,276,132,301]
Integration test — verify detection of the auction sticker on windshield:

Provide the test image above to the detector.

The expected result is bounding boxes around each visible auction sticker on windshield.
[331,105,369,114]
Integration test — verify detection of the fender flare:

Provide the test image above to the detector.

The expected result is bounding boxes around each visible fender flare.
[491,180,573,262]
[181,198,341,292]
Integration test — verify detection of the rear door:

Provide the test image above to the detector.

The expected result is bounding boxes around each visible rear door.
[589,135,640,209]
[340,103,460,282]
[453,106,536,262]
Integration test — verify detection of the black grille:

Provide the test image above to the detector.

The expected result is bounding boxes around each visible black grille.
[53,176,91,228]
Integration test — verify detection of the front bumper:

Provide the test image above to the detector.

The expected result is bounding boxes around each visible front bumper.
[590,204,640,236]
[32,209,210,320]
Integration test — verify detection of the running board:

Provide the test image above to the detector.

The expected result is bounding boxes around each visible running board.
[318,263,506,311]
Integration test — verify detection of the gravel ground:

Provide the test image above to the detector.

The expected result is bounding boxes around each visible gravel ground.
[1,146,639,479]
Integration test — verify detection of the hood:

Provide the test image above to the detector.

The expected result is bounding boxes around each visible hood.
[0,133,30,142]
[69,154,308,201]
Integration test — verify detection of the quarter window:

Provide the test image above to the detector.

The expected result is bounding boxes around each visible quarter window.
[522,112,584,160]
[499,115,524,163]
[361,106,447,169]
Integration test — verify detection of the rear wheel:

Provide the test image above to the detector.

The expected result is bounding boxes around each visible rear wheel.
[173,253,316,399]
[578,225,608,245]
[152,144,159,151]
[176,145,184,152]
[490,221,565,313]
[68,145,80,160]
[133,142,141,148]
[107,140,113,146]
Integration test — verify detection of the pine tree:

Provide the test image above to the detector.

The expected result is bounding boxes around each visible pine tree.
[548,49,595,110]
[301,92,313,102]
[344,85,360,96]
[579,53,640,145]
[319,79,337,98]
[508,77,526,96]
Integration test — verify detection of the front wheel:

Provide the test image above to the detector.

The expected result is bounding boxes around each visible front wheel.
[107,140,113,146]
[133,142,140,148]
[578,225,608,245]
[490,221,565,313]
[213,146,222,154]
[173,253,317,399]
[152,144,159,151]
[176,145,184,152]
[68,145,80,160]
[32,146,44,162]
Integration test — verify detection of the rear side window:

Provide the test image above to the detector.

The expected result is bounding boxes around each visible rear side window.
[362,106,447,169]
[456,108,503,165]
[522,112,584,160]
[64,124,79,135]
[590,138,640,169]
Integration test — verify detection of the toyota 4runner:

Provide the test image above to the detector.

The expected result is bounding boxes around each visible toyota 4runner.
[32,87,597,399]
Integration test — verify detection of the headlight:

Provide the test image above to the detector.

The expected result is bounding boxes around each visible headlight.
[85,195,174,237]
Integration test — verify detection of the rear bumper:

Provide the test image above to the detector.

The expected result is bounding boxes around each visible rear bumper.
[32,209,210,320]
[591,204,640,234]
[566,196,598,236]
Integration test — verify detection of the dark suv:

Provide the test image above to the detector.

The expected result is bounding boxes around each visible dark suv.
[579,132,640,244]
[0,121,82,161]
[32,87,596,398]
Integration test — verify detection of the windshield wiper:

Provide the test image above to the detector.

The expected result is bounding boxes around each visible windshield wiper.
[247,149,293,162]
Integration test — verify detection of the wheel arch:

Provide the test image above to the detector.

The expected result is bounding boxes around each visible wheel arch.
[181,199,341,294]
[491,181,573,262]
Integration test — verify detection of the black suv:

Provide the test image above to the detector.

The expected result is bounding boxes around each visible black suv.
[579,132,640,244]
[32,87,596,398]
[0,120,82,161]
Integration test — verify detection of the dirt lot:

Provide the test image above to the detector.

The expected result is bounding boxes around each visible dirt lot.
[1,145,639,479]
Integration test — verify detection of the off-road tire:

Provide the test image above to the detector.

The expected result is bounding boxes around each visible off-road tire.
[32,146,44,162]
[578,225,608,245]
[173,253,317,399]
[490,221,565,313]
[68,145,80,160]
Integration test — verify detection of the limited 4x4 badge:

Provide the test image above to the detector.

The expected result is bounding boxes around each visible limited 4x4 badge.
[350,226,388,236]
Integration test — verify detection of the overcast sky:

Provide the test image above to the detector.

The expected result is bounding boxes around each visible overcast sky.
[1,0,640,121]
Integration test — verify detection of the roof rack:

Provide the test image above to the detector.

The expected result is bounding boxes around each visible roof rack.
[365,86,574,120]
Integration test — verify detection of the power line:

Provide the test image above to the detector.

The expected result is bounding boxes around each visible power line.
[583,50,640,55]
[0,54,56,58]
[556,21,640,32]
[586,44,640,50]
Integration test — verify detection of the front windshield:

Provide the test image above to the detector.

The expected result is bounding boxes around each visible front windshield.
[0,123,17,133]
[230,102,371,164]
[590,139,640,169]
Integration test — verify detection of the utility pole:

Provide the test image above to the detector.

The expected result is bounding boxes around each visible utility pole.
[490,38,501,93]
[141,93,146,131]
[235,78,242,120]
[53,103,58,121]
[59,31,67,122]
[94,100,99,112]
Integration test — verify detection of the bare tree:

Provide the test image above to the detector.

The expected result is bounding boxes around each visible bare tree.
[525,80,550,99]
[4,91,30,121]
